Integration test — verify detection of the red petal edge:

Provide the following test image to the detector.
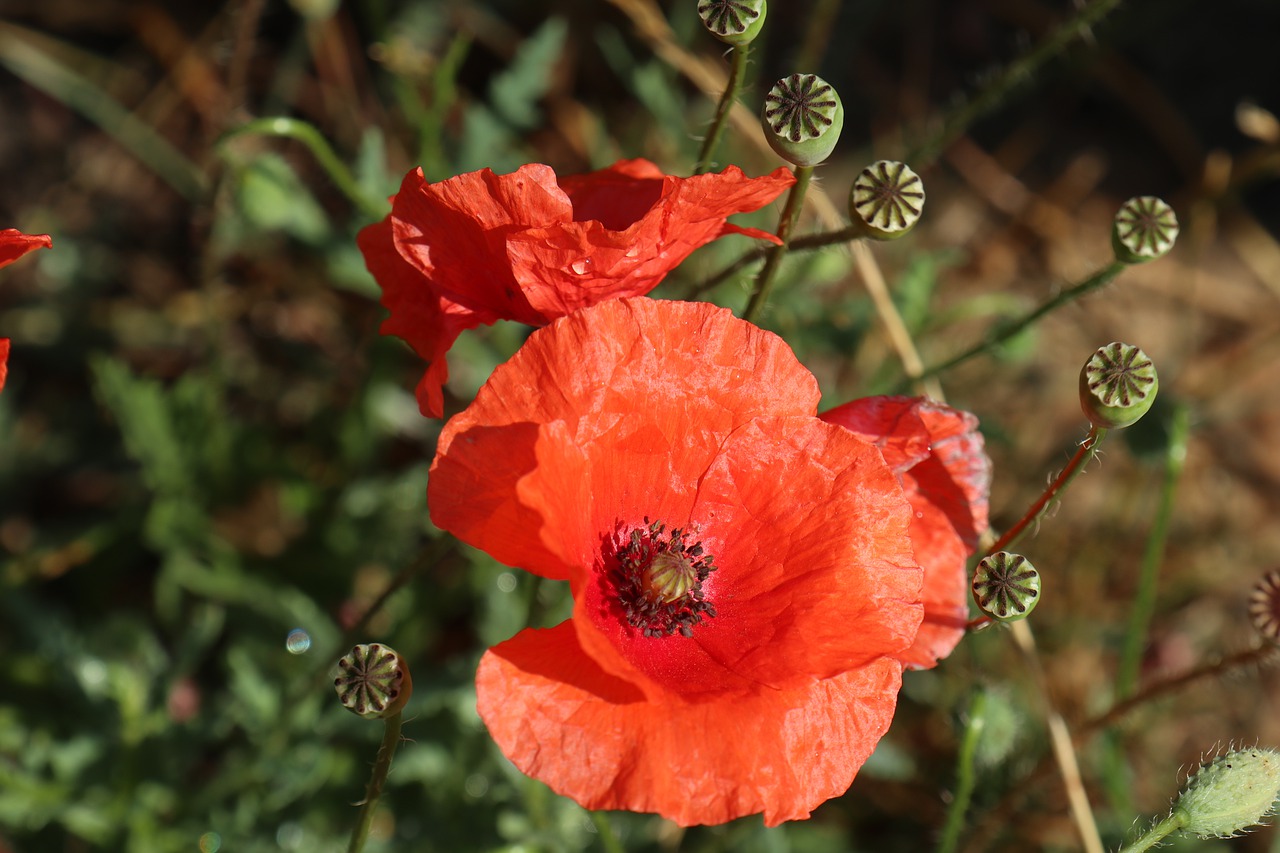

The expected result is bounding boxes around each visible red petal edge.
[478,622,904,826]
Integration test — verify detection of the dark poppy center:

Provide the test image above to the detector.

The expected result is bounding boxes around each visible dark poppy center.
[614,518,717,638]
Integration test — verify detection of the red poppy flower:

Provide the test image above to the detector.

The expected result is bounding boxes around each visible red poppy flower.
[821,397,991,668]
[360,160,794,418]
[430,298,989,825]
[0,229,53,394]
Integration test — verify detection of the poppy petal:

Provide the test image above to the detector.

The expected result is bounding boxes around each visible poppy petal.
[430,299,821,579]
[389,166,561,325]
[550,415,921,699]
[822,396,992,667]
[357,217,495,418]
[0,229,52,269]
[477,621,904,827]
[509,165,795,319]
[0,338,9,394]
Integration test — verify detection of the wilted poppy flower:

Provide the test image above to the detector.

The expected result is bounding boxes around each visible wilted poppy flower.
[360,159,794,417]
[430,297,988,825]
[0,228,53,394]
[821,397,991,668]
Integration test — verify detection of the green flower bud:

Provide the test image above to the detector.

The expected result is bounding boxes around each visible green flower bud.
[849,160,925,240]
[698,0,767,46]
[1112,196,1178,264]
[972,552,1041,622]
[334,643,413,720]
[762,74,844,167]
[1079,342,1159,429]
[1173,748,1280,838]
[1249,570,1280,646]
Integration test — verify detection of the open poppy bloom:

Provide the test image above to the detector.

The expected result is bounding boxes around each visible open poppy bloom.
[429,298,990,825]
[821,397,991,668]
[359,159,794,417]
[0,228,53,394]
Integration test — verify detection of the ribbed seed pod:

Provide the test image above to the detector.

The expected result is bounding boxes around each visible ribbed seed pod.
[761,74,844,167]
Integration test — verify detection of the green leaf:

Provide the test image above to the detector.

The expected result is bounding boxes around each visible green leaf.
[489,17,567,129]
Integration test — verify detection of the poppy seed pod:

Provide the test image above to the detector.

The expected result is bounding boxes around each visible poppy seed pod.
[849,161,925,240]
[1079,342,1159,429]
[334,643,413,720]
[1112,196,1178,264]
[762,74,844,167]
[698,0,767,46]
[972,551,1041,622]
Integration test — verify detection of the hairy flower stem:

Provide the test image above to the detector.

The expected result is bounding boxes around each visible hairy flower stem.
[968,425,1107,632]
[347,711,403,853]
[219,116,388,220]
[743,165,813,322]
[918,261,1125,383]
[1117,813,1185,853]
[1116,404,1191,697]
[694,43,750,175]
[905,0,1126,167]
[996,425,1106,554]
[936,690,987,853]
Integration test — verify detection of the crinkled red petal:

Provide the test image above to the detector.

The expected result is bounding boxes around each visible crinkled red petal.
[511,164,794,318]
[530,414,921,699]
[0,338,9,394]
[430,299,822,579]
[821,396,992,667]
[477,621,904,826]
[389,166,558,326]
[357,217,495,418]
[0,229,52,269]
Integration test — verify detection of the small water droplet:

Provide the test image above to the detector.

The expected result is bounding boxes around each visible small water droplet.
[496,572,517,593]
[464,773,490,798]
[285,629,312,654]
[199,832,222,853]
[915,511,925,519]
[570,258,592,274]
[276,822,304,850]
[624,247,639,259]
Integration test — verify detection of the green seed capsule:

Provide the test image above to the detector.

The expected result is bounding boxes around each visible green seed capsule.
[698,0,767,46]
[849,160,925,240]
[1112,196,1178,264]
[1079,342,1159,429]
[972,552,1040,622]
[761,74,844,167]
[334,643,413,720]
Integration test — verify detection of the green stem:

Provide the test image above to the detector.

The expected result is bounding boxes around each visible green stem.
[1117,812,1186,853]
[695,43,750,175]
[588,810,625,853]
[906,0,1125,167]
[1115,404,1190,697]
[742,166,813,323]
[347,711,404,853]
[937,690,988,853]
[919,261,1125,382]
[219,116,388,220]
[685,224,860,298]
[0,24,206,201]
